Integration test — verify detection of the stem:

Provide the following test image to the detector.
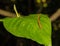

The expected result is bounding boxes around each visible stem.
[14,4,21,17]
[50,9,60,22]
[0,9,16,17]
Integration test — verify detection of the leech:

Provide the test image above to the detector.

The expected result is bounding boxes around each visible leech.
[37,14,42,29]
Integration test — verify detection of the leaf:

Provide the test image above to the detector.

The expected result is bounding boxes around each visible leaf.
[3,14,52,46]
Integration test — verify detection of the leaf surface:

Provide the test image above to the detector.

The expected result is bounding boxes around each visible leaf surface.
[3,14,52,46]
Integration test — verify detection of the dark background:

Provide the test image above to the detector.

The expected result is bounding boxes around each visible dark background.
[0,0,60,46]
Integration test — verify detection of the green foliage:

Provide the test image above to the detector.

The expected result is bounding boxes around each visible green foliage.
[2,14,51,46]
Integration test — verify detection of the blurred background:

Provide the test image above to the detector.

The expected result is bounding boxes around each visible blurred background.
[0,0,60,46]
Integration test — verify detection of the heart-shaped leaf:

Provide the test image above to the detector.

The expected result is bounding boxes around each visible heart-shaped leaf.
[3,14,52,46]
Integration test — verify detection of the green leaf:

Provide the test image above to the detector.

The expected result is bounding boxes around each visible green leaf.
[3,14,52,46]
